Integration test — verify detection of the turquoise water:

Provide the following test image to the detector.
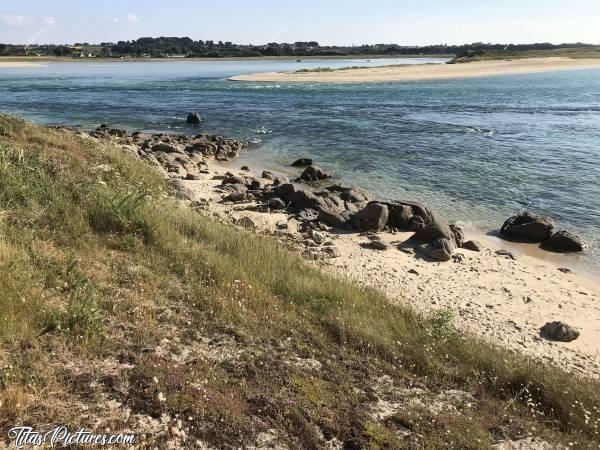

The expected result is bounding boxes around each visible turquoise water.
[1,59,600,269]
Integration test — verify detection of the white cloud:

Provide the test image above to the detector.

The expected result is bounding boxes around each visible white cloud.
[112,14,138,25]
[0,14,32,27]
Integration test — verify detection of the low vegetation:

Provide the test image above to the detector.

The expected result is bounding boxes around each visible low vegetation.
[0,115,599,447]
[450,46,600,63]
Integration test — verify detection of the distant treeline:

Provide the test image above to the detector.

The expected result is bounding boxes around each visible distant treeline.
[0,38,597,58]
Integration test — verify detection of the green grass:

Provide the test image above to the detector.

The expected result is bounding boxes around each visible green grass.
[0,115,599,447]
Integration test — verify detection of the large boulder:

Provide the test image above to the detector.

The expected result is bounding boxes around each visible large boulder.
[540,321,580,342]
[289,190,326,211]
[296,165,332,182]
[410,220,455,245]
[273,183,296,203]
[291,158,313,167]
[501,212,554,242]
[417,238,455,262]
[186,112,202,125]
[325,185,372,204]
[541,230,586,253]
[379,200,435,231]
[351,203,389,232]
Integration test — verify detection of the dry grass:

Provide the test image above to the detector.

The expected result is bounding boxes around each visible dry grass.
[0,115,599,447]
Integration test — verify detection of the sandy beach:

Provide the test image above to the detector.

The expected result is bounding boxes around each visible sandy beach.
[229,57,600,83]
[0,61,42,68]
[164,158,600,379]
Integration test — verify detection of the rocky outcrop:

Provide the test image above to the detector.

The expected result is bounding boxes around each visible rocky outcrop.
[541,230,586,253]
[501,212,554,242]
[186,112,202,125]
[351,203,389,232]
[377,200,434,231]
[296,165,332,182]
[540,321,580,342]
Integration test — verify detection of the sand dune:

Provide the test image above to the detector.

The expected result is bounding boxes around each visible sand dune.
[229,57,600,83]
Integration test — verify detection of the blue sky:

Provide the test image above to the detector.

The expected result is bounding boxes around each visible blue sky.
[1,0,600,45]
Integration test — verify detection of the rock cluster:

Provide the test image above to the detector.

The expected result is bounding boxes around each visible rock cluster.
[501,211,586,253]
[91,125,248,180]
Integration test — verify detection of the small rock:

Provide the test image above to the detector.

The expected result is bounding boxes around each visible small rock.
[408,269,419,275]
[296,165,332,182]
[262,170,276,180]
[462,240,484,252]
[291,158,313,167]
[558,267,573,274]
[496,250,516,260]
[322,246,341,258]
[186,112,202,125]
[310,230,326,245]
[236,217,256,229]
[241,165,250,171]
[540,321,580,342]
[370,239,391,251]
[268,198,286,210]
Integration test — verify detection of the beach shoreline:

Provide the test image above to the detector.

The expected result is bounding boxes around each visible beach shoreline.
[68,123,599,379]
[193,158,600,379]
[229,57,600,83]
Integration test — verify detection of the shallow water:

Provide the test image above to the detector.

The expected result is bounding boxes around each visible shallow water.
[1,59,600,271]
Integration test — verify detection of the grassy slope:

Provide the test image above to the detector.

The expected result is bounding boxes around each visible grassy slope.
[0,116,599,448]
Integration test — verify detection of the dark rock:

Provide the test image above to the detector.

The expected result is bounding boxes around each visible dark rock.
[250,179,268,190]
[225,192,250,203]
[342,187,371,204]
[501,212,554,242]
[558,267,573,274]
[449,224,465,248]
[463,240,484,252]
[291,158,313,167]
[152,143,179,153]
[380,200,435,231]
[410,220,455,245]
[369,238,391,251]
[222,175,247,185]
[496,250,516,260]
[290,190,324,211]
[296,165,332,182]
[221,183,248,194]
[417,237,454,262]
[322,246,341,258]
[186,112,202,125]
[351,203,389,232]
[274,183,296,203]
[241,165,250,171]
[408,269,419,275]
[261,170,276,180]
[541,230,586,253]
[540,321,580,342]
[236,216,256,229]
[268,198,286,210]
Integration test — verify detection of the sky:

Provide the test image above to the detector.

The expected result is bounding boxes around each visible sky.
[1,0,600,46]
